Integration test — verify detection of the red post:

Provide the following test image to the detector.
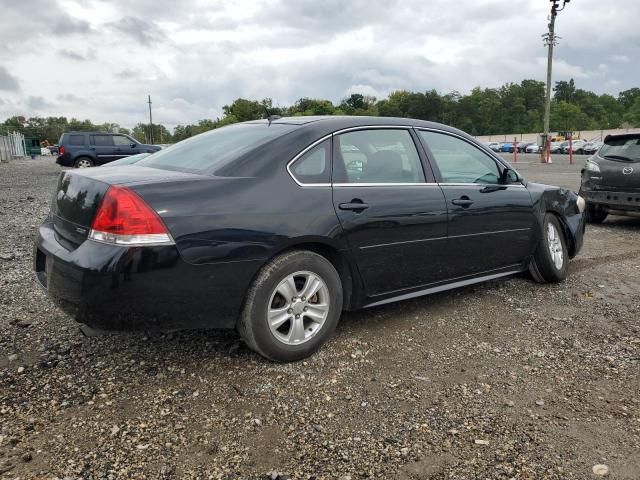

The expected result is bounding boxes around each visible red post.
[513,137,518,163]
[546,138,552,164]
[569,135,573,165]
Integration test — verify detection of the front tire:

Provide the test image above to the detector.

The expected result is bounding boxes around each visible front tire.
[529,214,569,283]
[238,250,343,362]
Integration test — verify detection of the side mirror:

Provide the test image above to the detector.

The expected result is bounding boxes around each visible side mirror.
[130,143,137,148]
[500,167,520,184]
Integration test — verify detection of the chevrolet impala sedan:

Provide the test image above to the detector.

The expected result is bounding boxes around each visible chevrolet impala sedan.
[34,116,586,361]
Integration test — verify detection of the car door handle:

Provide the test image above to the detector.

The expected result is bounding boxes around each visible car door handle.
[339,200,369,212]
[451,196,474,207]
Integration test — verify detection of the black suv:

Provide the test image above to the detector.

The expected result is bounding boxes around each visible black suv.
[57,132,161,168]
[580,133,640,223]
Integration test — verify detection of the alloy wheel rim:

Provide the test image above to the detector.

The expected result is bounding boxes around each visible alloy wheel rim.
[547,223,564,270]
[77,159,91,168]
[267,271,330,346]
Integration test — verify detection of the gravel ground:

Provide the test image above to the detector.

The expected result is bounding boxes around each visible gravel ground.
[1,156,639,479]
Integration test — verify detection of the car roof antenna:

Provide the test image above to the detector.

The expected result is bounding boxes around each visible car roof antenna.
[264,106,281,125]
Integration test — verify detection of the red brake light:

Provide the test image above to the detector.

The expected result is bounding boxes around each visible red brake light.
[59,146,65,155]
[89,186,173,245]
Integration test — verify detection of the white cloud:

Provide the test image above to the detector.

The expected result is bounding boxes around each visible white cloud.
[0,0,638,128]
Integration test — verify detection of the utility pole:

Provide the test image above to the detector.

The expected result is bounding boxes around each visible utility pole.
[147,95,154,144]
[541,0,570,163]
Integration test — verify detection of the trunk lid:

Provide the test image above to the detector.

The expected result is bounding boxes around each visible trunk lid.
[594,135,640,191]
[594,156,640,191]
[51,166,206,248]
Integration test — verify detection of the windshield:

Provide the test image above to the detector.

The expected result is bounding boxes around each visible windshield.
[598,136,640,162]
[137,123,298,174]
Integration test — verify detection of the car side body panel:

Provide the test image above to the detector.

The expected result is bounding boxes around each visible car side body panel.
[35,117,586,332]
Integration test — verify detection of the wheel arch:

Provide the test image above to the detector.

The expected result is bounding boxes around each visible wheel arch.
[252,240,361,312]
[545,209,577,258]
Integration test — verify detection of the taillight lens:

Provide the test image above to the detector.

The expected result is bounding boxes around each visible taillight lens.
[89,186,173,246]
[59,146,65,155]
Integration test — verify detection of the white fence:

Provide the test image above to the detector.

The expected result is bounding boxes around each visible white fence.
[476,127,640,144]
[0,131,27,162]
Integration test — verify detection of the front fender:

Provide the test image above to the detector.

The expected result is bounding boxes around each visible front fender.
[527,183,586,258]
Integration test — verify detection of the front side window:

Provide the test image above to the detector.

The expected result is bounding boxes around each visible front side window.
[91,135,113,147]
[419,131,501,184]
[113,135,134,146]
[290,139,331,184]
[333,129,425,184]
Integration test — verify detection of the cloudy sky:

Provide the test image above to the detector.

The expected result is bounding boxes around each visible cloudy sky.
[0,0,638,129]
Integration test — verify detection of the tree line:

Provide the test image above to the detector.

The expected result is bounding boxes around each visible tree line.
[2,78,640,144]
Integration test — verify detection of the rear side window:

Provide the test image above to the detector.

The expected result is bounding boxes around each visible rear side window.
[333,129,425,184]
[599,136,640,161]
[91,135,113,147]
[289,139,331,184]
[68,135,84,145]
[138,123,298,174]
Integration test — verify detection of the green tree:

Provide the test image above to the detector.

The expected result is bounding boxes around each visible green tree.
[623,97,640,127]
[553,79,576,103]
[550,101,590,131]
[222,98,265,122]
[131,123,172,144]
[618,88,640,110]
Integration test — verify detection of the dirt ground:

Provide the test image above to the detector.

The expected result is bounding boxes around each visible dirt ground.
[0,155,638,479]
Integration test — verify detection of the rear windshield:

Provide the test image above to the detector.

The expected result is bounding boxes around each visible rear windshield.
[137,123,298,174]
[599,136,640,162]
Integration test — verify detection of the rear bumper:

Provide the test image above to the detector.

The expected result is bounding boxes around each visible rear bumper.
[581,189,640,212]
[34,220,262,331]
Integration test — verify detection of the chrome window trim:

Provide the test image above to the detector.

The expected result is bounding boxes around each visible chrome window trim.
[414,127,526,186]
[333,182,439,187]
[286,133,333,187]
[286,124,527,188]
[332,125,425,186]
[332,125,414,135]
[286,125,419,187]
[439,182,526,188]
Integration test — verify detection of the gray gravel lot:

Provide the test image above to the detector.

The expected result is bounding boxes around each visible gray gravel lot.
[1,156,639,479]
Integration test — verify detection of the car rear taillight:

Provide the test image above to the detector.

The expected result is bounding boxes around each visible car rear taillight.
[89,186,174,246]
[59,146,65,155]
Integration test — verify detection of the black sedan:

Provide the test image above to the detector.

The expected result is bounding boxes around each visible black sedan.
[34,116,586,361]
[580,133,640,223]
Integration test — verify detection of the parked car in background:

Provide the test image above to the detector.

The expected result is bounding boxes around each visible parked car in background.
[580,133,640,223]
[517,142,534,153]
[526,143,541,153]
[100,152,152,166]
[56,132,161,168]
[549,142,563,153]
[583,140,603,155]
[34,116,586,361]
[500,142,515,153]
[561,139,587,154]
[485,142,501,152]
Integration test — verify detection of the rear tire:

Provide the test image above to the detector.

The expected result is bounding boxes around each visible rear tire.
[74,157,94,168]
[585,203,608,224]
[238,250,343,362]
[529,213,569,283]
